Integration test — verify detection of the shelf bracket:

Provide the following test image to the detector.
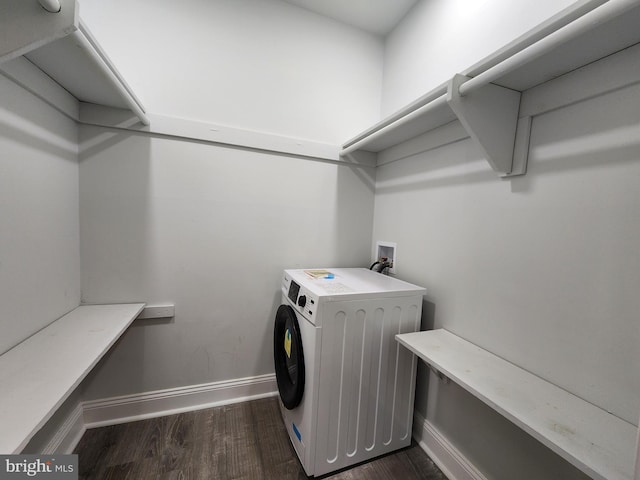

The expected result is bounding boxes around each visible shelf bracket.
[447,74,522,176]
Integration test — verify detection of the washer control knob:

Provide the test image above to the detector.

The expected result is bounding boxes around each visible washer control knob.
[298,295,307,308]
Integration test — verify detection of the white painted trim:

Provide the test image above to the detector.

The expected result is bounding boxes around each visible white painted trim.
[78,104,352,164]
[413,412,487,480]
[0,61,357,165]
[142,112,342,162]
[28,374,277,454]
[41,403,86,455]
[82,374,278,428]
[634,421,640,480]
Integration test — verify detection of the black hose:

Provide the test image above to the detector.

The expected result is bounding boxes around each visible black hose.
[376,261,391,273]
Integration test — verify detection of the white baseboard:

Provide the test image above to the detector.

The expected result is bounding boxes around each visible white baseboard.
[82,373,278,428]
[413,412,487,480]
[41,403,86,455]
[39,374,276,454]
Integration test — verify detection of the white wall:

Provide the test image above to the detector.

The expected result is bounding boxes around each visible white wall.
[373,55,640,480]
[6,3,635,475]
[382,0,577,115]
[78,0,384,145]
[0,74,80,355]
[78,125,375,399]
[72,0,380,401]
[378,2,640,476]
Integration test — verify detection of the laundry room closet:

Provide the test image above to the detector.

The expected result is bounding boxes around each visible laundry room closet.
[1,0,639,479]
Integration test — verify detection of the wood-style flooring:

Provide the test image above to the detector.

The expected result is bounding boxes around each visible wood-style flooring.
[74,396,448,480]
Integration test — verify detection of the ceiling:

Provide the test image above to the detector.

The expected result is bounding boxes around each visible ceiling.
[281,0,419,36]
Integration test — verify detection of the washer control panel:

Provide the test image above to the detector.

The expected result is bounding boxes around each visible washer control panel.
[283,274,318,322]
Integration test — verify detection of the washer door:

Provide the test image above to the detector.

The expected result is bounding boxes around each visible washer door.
[274,304,305,410]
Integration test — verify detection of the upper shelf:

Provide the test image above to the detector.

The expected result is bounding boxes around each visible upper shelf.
[342,0,640,176]
[0,0,148,125]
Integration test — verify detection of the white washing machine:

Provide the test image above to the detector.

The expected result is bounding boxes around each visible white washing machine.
[273,268,426,476]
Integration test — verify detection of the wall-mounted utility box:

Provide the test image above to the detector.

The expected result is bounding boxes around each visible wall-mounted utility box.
[375,241,396,275]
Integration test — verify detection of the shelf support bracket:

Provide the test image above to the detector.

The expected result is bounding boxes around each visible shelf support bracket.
[447,74,522,176]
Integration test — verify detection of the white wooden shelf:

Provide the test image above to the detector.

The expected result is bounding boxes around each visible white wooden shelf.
[342,0,640,177]
[0,0,148,125]
[0,303,145,454]
[396,329,638,480]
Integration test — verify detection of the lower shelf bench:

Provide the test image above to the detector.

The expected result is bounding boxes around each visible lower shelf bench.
[0,303,145,454]
[395,328,637,480]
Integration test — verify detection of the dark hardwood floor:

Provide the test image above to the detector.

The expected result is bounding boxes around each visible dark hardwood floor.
[74,396,448,480]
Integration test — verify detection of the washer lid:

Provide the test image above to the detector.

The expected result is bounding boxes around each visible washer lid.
[284,268,426,300]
